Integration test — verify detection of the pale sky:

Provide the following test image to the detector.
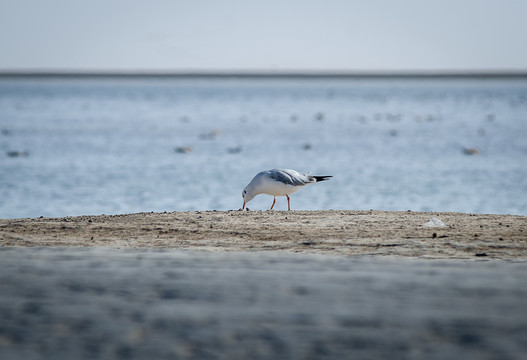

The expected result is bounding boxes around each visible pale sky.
[1,0,526,72]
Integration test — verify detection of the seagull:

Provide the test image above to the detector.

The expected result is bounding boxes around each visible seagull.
[242,169,332,211]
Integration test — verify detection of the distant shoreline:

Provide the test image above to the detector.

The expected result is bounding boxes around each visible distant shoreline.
[1,70,527,79]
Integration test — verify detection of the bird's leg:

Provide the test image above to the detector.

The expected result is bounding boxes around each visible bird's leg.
[286,194,291,211]
[270,196,277,210]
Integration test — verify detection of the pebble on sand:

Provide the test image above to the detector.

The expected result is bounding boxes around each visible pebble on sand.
[424,217,446,227]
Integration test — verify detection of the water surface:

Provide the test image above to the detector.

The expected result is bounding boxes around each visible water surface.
[1,76,526,218]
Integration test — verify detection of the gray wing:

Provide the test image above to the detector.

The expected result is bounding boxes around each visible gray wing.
[266,169,311,186]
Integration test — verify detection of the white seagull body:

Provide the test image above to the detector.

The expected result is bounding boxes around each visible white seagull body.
[242,169,332,210]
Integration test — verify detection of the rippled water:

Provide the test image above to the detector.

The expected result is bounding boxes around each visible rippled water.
[1,76,526,218]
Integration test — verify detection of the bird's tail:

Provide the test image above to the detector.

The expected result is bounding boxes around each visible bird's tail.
[312,175,332,182]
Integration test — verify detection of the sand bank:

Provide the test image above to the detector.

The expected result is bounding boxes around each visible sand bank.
[1,210,525,259]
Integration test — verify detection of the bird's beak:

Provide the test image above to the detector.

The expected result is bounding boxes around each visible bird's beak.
[242,201,246,210]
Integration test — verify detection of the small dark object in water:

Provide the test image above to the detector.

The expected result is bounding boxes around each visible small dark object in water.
[303,143,312,150]
[227,146,242,154]
[475,253,488,257]
[314,112,325,122]
[7,151,29,158]
[199,129,220,140]
[175,146,193,154]
[462,147,480,155]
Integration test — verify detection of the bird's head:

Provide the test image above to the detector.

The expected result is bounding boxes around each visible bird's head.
[242,187,256,209]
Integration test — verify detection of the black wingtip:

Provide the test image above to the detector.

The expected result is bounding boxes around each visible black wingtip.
[313,175,332,182]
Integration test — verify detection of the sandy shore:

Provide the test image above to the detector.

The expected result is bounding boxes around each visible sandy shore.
[1,210,525,259]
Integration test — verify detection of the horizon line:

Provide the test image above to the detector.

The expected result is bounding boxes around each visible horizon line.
[1,69,527,79]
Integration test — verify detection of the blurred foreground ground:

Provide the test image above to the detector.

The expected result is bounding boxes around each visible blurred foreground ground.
[0,248,526,360]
